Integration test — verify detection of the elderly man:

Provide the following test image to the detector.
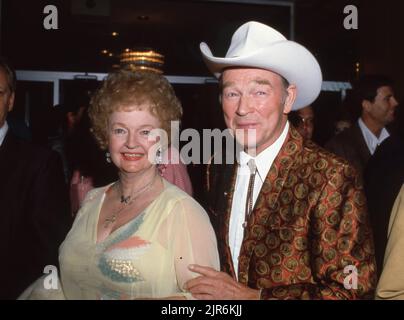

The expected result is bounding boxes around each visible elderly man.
[0,57,71,299]
[185,21,376,299]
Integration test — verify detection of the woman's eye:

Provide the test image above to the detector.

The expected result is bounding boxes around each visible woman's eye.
[113,128,126,135]
[140,130,151,136]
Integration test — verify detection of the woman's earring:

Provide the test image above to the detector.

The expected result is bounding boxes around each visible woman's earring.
[155,147,163,165]
[106,152,112,163]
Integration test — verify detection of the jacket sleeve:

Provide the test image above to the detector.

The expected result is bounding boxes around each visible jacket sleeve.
[260,163,377,300]
[29,151,72,270]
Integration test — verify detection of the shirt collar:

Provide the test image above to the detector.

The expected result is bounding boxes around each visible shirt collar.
[238,121,289,181]
[0,121,9,146]
[358,118,390,154]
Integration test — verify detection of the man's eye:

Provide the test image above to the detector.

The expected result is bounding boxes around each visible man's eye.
[224,91,239,98]
[256,91,267,96]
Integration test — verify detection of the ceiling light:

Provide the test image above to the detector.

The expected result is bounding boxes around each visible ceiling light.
[120,48,164,74]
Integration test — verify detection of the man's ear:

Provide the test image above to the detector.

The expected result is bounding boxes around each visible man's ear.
[8,92,15,112]
[283,85,297,114]
[362,99,372,113]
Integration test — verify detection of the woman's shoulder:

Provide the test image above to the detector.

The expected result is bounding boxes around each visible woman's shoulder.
[82,184,111,203]
[161,180,194,202]
[159,181,208,218]
[75,183,114,218]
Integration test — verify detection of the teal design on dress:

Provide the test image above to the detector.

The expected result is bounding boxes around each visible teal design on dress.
[101,213,145,249]
[97,213,149,283]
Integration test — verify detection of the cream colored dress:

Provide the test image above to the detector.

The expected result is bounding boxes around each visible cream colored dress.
[29,180,219,300]
[376,184,404,300]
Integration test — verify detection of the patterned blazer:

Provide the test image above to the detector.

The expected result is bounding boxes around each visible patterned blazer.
[204,126,377,299]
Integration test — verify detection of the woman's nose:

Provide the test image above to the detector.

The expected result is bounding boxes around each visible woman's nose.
[125,132,139,149]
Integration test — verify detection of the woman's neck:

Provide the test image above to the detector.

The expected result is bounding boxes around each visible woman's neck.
[118,166,159,197]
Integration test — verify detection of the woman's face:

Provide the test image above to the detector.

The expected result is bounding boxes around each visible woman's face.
[107,106,161,174]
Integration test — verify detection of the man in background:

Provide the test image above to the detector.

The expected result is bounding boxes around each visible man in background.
[288,105,314,140]
[326,75,398,178]
[0,57,71,299]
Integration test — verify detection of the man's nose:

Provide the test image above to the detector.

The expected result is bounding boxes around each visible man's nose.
[236,95,253,116]
[391,97,399,108]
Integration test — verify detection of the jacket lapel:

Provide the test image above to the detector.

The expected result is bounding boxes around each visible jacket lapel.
[0,132,20,190]
[352,122,371,166]
[210,161,238,278]
[237,126,303,285]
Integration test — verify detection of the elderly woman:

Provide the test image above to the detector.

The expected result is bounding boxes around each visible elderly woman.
[21,70,219,300]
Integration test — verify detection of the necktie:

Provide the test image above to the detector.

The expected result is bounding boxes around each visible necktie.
[242,159,257,228]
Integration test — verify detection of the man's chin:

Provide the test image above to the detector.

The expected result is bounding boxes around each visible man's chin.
[234,132,258,148]
[235,139,258,156]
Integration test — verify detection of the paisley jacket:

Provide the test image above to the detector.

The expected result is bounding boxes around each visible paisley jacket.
[204,126,377,299]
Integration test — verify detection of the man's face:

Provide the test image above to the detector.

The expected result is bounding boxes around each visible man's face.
[0,69,15,128]
[296,105,314,140]
[365,85,398,126]
[221,68,296,155]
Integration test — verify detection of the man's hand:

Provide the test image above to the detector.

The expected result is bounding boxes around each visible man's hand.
[184,264,260,300]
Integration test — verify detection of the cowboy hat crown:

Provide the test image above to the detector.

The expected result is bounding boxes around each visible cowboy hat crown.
[200,21,322,110]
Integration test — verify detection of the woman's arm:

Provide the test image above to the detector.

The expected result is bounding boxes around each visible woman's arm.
[162,197,220,299]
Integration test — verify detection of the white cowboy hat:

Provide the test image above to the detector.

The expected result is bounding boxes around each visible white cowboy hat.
[200,21,322,110]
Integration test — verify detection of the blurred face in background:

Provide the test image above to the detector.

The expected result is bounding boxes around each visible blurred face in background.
[66,106,87,133]
[335,120,352,135]
[0,67,15,128]
[295,105,314,140]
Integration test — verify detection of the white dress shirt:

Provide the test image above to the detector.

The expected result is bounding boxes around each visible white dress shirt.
[229,122,289,277]
[0,121,8,147]
[358,118,390,155]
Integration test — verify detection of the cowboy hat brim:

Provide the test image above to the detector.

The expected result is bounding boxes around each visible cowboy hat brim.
[200,41,322,110]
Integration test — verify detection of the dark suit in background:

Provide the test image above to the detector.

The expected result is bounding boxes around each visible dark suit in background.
[0,130,72,299]
[364,134,404,277]
[325,122,371,179]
